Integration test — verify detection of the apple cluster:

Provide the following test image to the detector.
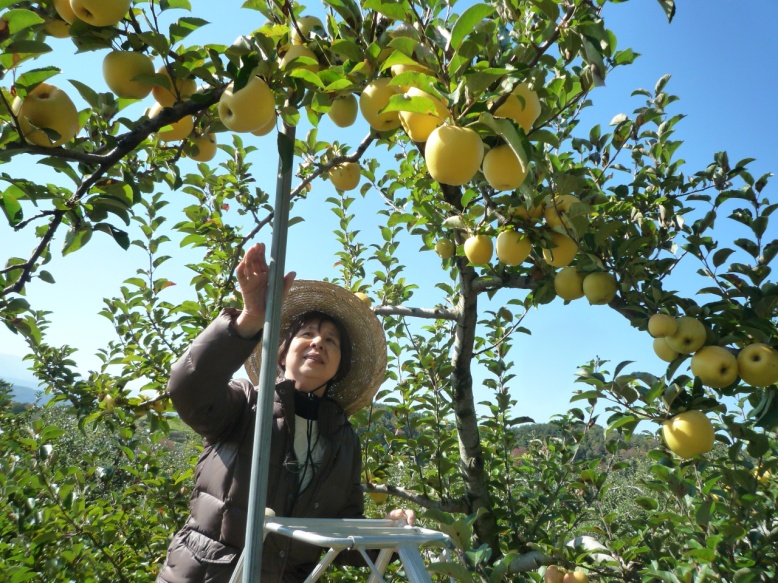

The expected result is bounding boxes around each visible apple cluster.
[543,565,589,583]
[648,314,778,389]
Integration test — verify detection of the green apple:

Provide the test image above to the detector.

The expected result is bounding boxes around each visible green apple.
[482,144,527,191]
[354,291,372,305]
[434,238,455,259]
[648,313,678,338]
[148,102,193,142]
[398,87,448,143]
[70,0,130,27]
[43,18,71,38]
[737,343,778,386]
[691,345,738,389]
[463,234,493,265]
[103,50,154,99]
[544,194,579,229]
[103,394,116,413]
[12,82,80,147]
[493,82,541,133]
[327,94,358,128]
[52,0,78,23]
[290,15,323,45]
[152,65,197,107]
[188,133,217,162]
[425,125,484,186]
[359,78,402,131]
[562,571,589,583]
[279,44,319,72]
[582,272,617,305]
[653,337,679,363]
[495,229,531,266]
[554,266,586,301]
[218,76,276,133]
[328,162,361,191]
[662,410,715,459]
[665,316,706,355]
[251,115,276,136]
[541,231,577,267]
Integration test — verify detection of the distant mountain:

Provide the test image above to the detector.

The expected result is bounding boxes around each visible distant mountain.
[10,382,51,405]
[0,352,50,404]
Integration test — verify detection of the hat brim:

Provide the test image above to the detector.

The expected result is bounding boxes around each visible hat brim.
[245,280,387,416]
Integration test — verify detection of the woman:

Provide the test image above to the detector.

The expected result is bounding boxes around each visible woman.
[157,243,414,583]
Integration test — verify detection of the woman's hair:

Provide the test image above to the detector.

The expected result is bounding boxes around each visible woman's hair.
[277,310,352,388]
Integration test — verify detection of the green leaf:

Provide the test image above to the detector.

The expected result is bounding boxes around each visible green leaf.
[476,112,529,174]
[69,79,100,109]
[94,223,130,250]
[14,67,60,95]
[449,4,495,51]
[170,17,209,43]
[655,0,676,22]
[63,224,93,256]
[1,188,23,226]
[3,8,44,33]
[362,0,410,21]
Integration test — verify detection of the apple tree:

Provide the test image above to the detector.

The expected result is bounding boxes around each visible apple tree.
[1,0,777,581]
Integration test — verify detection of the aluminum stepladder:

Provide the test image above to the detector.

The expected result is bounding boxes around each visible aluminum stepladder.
[231,516,456,583]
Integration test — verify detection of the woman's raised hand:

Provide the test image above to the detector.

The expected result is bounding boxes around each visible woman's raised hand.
[234,243,296,339]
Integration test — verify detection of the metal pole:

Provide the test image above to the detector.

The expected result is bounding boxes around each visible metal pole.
[230,120,297,583]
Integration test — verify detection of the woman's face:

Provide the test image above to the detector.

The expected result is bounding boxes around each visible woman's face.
[281,319,342,395]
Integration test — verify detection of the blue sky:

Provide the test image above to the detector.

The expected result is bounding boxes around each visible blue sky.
[2,1,776,424]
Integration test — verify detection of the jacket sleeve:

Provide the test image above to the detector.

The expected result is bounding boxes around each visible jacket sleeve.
[167,308,261,442]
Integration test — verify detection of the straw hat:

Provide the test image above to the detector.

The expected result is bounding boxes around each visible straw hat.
[245,280,387,416]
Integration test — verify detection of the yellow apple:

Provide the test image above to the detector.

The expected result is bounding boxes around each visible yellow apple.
[354,291,372,305]
[482,144,527,191]
[648,314,678,338]
[544,566,565,583]
[463,234,493,265]
[359,78,402,131]
[690,346,738,388]
[510,203,544,222]
[148,102,194,142]
[554,266,586,301]
[544,194,579,229]
[218,76,276,133]
[495,229,531,266]
[542,231,577,267]
[665,316,706,355]
[425,125,484,186]
[188,133,217,162]
[43,18,71,38]
[562,571,589,583]
[52,0,77,23]
[398,87,448,143]
[290,15,323,45]
[327,93,358,128]
[251,115,276,136]
[582,272,617,305]
[12,82,79,147]
[103,394,116,413]
[328,162,361,191]
[152,65,197,107]
[434,238,455,259]
[390,61,432,78]
[102,50,155,99]
[653,337,680,363]
[662,410,715,459]
[494,82,541,133]
[279,44,319,73]
[70,0,131,27]
[737,343,778,387]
